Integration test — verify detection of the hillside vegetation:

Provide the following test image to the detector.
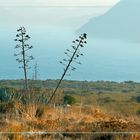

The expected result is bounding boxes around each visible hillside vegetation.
[0,80,140,139]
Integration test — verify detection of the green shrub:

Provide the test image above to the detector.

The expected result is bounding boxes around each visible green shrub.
[132,96,140,103]
[0,88,10,102]
[64,95,76,105]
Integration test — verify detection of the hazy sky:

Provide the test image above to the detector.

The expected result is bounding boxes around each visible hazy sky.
[0,0,120,27]
[0,0,120,6]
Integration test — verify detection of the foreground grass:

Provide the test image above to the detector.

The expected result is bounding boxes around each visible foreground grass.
[1,84,140,139]
[0,102,140,140]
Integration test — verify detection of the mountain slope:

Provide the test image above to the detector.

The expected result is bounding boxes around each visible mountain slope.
[79,0,140,42]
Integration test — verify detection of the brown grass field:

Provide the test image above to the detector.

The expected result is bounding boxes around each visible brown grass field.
[1,84,140,139]
[0,100,140,140]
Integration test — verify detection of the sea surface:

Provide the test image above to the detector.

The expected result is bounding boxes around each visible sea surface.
[0,26,140,82]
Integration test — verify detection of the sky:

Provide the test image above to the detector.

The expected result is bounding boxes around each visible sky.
[0,0,120,7]
[0,0,120,27]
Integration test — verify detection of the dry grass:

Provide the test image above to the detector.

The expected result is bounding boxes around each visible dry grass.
[0,102,140,139]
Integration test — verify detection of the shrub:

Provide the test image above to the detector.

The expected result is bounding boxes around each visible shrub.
[64,95,76,105]
[132,96,140,103]
[0,88,10,102]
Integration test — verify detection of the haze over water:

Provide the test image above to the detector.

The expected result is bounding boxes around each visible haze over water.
[0,26,140,82]
[0,1,140,82]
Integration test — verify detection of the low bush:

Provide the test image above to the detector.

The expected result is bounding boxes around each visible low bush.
[64,95,76,105]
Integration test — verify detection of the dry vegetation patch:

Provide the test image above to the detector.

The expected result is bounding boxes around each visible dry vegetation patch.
[0,103,140,139]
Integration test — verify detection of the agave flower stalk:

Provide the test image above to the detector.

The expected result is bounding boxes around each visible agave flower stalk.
[47,33,87,104]
[14,27,34,90]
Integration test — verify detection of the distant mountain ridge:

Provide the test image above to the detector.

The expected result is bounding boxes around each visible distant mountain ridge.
[79,0,140,42]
